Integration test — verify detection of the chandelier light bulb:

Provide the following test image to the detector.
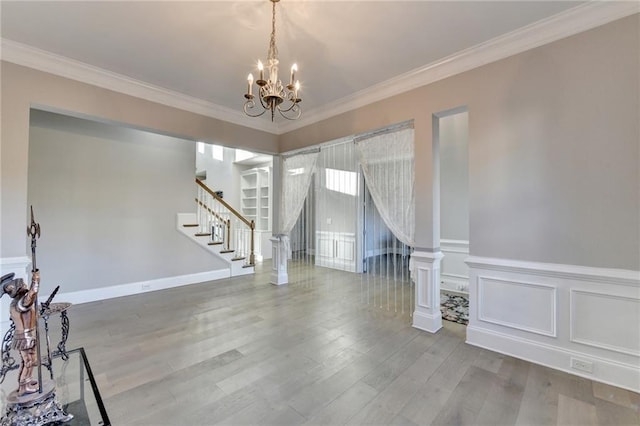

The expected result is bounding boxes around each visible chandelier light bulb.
[257,60,264,81]
[290,63,297,86]
[247,74,254,96]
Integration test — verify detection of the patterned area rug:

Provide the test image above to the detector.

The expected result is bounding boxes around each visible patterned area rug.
[440,292,469,325]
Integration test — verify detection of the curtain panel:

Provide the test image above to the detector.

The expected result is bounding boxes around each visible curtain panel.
[355,126,415,247]
[278,150,319,235]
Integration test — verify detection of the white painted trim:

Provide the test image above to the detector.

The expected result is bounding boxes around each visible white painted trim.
[439,286,468,297]
[3,2,638,135]
[270,236,288,285]
[0,39,278,135]
[440,239,470,254]
[441,272,468,281]
[411,250,444,333]
[467,325,640,393]
[570,289,640,357]
[413,310,443,334]
[0,269,229,334]
[278,1,640,133]
[466,256,640,286]
[47,270,230,306]
[441,273,468,293]
[467,257,640,392]
[477,276,557,338]
[0,256,32,274]
[440,240,469,293]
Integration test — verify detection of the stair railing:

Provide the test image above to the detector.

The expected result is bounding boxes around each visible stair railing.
[195,179,255,266]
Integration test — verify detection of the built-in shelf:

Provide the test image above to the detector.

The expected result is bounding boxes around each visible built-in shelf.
[240,167,271,232]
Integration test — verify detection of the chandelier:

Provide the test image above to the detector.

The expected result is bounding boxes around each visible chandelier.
[244,0,301,121]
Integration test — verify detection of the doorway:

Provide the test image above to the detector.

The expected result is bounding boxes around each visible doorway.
[435,107,470,324]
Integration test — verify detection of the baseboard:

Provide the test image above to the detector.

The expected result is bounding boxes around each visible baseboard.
[466,256,640,393]
[412,309,442,333]
[0,268,230,334]
[441,274,469,294]
[0,269,231,333]
[467,325,640,393]
[47,269,230,307]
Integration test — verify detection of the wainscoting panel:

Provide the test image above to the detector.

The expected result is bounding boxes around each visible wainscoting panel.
[317,237,334,258]
[466,256,640,392]
[478,277,556,337]
[440,239,469,293]
[315,231,357,272]
[570,289,640,356]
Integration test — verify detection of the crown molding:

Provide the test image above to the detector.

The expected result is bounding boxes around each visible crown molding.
[277,1,640,134]
[0,39,279,135]
[1,1,638,137]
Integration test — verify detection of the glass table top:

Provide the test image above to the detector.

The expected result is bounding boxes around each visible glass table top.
[1,348,110,426]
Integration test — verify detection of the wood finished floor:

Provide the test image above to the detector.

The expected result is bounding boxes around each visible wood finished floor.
[27,262,640,425]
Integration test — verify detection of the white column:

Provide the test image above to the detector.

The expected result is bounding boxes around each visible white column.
[411,249,444,333]
[270,236,288,285]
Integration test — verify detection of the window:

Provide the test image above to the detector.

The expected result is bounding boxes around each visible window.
[211,144,223,161]
[324,168,358,196]
[197,142,205,154]
[235,149,255,162]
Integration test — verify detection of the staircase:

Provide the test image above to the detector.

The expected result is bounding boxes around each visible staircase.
[177,179,255,277]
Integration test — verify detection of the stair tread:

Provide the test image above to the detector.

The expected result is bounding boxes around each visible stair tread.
[220,249,234,254]
[183,224,199,227]
[231,257,245,261]
[194,232,211,237]
[242,264,255,269]
[207,241,224,246]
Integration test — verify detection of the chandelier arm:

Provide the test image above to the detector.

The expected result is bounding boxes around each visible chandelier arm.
[243,101,267,118]
[276,100,300,113]
[277,104,302,121]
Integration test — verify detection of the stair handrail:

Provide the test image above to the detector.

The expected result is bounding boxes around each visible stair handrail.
[195,179,256,265]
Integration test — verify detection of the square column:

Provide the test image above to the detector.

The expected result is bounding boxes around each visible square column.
[411,250,444,333]
[270,236,288,285]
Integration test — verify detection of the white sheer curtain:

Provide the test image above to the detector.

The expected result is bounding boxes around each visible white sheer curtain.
[355,125,415,247]
[279,150,319,234]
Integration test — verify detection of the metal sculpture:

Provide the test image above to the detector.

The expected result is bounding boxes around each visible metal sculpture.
[0,207,72,426]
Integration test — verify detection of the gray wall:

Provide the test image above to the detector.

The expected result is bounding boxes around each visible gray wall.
[27,110,228,293]
[439,112,469,242]
[3,15,638,272]
[1,60,278,259]
[280,16,639,270]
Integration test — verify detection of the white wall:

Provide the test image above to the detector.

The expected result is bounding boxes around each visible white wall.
[27,110,228,295]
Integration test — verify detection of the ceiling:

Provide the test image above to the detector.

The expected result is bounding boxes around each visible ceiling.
[0,1,619,133]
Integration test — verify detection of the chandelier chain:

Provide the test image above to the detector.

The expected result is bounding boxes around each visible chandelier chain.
[268,0,278,62]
